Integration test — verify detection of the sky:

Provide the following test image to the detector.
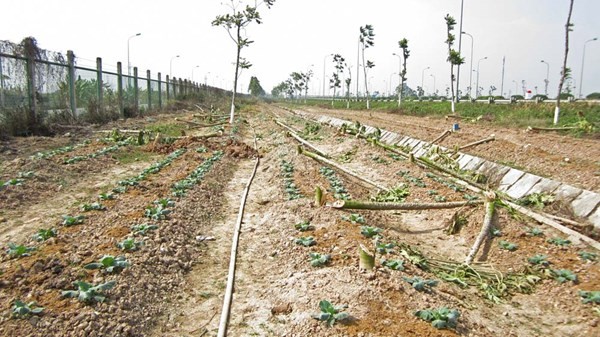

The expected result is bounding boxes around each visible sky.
[2,0,599,98]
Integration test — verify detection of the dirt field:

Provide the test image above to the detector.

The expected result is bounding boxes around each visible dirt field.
[0,103,598,337]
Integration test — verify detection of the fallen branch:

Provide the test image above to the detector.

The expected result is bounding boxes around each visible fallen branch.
[527,126,577,132]
[276,120,329,158]
[95,129,143,134]
[544,213,583,227]
[430,130,451,145]
[330,199,482,210]
[446,114,466,120]
[465,191,498,265]
[458,136,495,151]
[298,147,389,192]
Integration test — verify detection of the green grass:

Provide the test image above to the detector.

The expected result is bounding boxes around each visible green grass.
[113,148,155,164]
[145,122,187,137]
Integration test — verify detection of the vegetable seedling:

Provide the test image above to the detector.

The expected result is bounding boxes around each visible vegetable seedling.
[527,254,550,266]
[295,237,316,247]
[342,213,365,224]
[7,243,35,258]
[360,226,383,238]
[381,259,404,271]
[11,300,44,318]
[81,202,106,211]
[547,237,571,246]
[311,300,349,327]
[3,178,24,186]
[62,215,85,227]
[415,307,460,329]
[376,242,397,254]
[579,291,600,304]
[294,221,314,232]
[434,195,447,203]
[117,238,142,251]
[131,223,159,235]
[491,228,502,237]
[84,255,129,273]
[144,205,171,220]
[154,198,175,208]
[402,276,438,291]
[526,227,544,237]
[578,251,597,262]
[99,193,114,200]
[552,269,577,283]
[33,228,57,242]
[62,280,116,304]
[309,253,331,267]
[498,240,518,251]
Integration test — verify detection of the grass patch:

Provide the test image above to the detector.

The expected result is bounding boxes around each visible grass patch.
[113,148,155,164]
[145,123,187,137]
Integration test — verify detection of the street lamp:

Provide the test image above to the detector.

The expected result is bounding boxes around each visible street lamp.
[476,57,487,98]
[389,72,397,97]
[540,60,550,96]
[430,74,436,97]
[579,37,598,98]
[192,65,199,82]
[392,53,402,104]
[323,53,333,97]
[461,31,474,99]
[421,66,430,97]
[170,55,180,78]
[127,33,141,77]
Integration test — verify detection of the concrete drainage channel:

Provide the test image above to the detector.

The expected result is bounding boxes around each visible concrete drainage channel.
[285,108,600,231]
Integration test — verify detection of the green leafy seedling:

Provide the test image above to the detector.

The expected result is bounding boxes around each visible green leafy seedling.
[309,253,331,267]
[491,228,502,237]
[81,202,106,211]
[578,251,597,262]
[11,300,44,318]
[33,228,57,242]
[3,178,24,186]
[312,300,349,327]
[527,254,549,267]
[117,238,142,251]
[131,223,158,235]
[434,195,447,203]
[403,276,438,291]
[526,227,544,236]
[415,307,460,330]
[547,237,571,246]
[294,221,314,232]
[154,198,175,208]
[579,291,600,304]
[343,213,366,224]
[62,215,85,226]
[376,242,396,254]
[144,205,171,220]
[84,255,129,273]
[381,259,404,271]
[7,243,35,258]
[62,280,116,304]
[552,269,577,283]
[99,192,114,200]
[498,240,518,251]
[295,237,316,247]
[360,226,383,238]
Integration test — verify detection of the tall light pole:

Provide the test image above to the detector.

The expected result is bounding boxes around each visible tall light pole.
[192,65,199,82]
[579,37,598,98]
[476,56,487,98]
[323,53,332,97]
[392,53,402,103]
[170,55,180,78]
[430,74,436,97]
[127,33,141,77]
[389,72,397,96]
[540,60,550,96]
[461,32,474,99]
[421,66,430,97]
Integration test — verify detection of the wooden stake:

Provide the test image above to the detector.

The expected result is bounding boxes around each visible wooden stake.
[431,130,451,145]
[330,199,483,210]
[458,136,496,151]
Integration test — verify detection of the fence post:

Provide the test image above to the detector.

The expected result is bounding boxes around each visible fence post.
[158,72,162,110]
[173,77,177,98]
[147,69,152,111]
[166,75,170,101]
[67,50,77,117]
[0,51,5,107]
[133,67,139,115]
[117,62,124,117]
[96,57,103,113]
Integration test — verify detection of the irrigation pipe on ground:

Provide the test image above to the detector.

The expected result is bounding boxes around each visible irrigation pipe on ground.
[217,139,260,337]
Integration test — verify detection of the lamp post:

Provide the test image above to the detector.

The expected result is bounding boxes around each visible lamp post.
[540,60,549,96]
[192,65,199,82]
[476,57,487,98]
[430,74,436,97]
[461,31,474,99]
[421,66,430,97]
[323,53,332,97]
[389,72,397,97]
[392,53,402,104]
[170,55,180,78]
[127,33,141,77]
[579,37,598,99]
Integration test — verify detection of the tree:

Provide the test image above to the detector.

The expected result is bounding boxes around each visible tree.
[444,14,465,113]
[248,76,265,97]
[330,54,345,106]
[398,38,410,108]
[271,82,287,98]
[345,68,352,109]
[359,25,375,109]
[555,0,575,125]
[212,0,275,124]
[301,70,313,103]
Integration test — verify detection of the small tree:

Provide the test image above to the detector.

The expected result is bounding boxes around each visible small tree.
[248,76,265,97]
[330,54,345,106]
[345,67,352,109]
[359,25,375,109]
[271,81,288,98]
[444,14,464,113]
[398,38,410,107]
[212,0,275,124]
[555,0,575,125]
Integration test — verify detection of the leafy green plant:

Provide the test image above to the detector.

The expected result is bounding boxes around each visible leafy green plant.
[280,160,302,200]
[579,290,600,304]
[81,202,106,211]
[11,300,44,318]
[498,240,518,251]
[320,167,350,200]
[84,255,129,273]
[131,223,158,235]
[309,253,331,267]
[295,236,316,247]
[403,276,438,291]
[172,151,224,197]
[517,193,555,209]
[376,242,396,254]
[62,280,116,304]
[99,192,114,200]
[552,269,577,283]
[117,238,142,251]
[434,195,447,203]
[528,254,550,266]
[196,146,207,153]
[578,251,597,262]
[415,307,460,329]
[311,300,349,327]
[360,226,383,238]
[371,185,410,202]
[144,205,171,220]
[526,227,544,237]
[381,259,404,270]
[294,221,314,232]
[154,198,175,208]
[7,243,35,258]
[3,178,24,186]
[62,215,85,226]
[427,190,438,196]
[372,156,389,165]
[491,228,502,237]
[33,228,57,242]
[343,213,365,224]
[463,194,479,201]
[547,237,571,246]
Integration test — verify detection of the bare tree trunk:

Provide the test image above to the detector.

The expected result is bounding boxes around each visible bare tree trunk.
[465,191,497,265]
[554,0,575,125]
[230,26,241,124]
[362,46,370,110]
